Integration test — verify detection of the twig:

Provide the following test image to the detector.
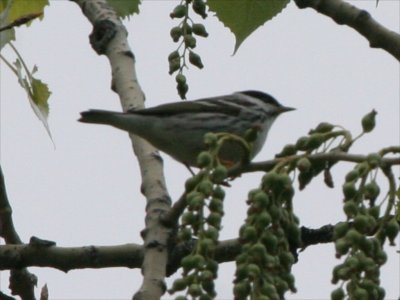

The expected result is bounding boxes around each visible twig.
[240,152,400,174]
[161,192,188,227]
[380,165,397,224]
[0,167,22,244]
[164,152,400,225]
[294,0,400,61]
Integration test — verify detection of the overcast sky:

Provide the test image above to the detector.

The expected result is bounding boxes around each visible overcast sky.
[0,1,399,299]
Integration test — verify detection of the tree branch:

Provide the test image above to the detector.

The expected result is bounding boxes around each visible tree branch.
[300,224,334,248]
[0,243,143,271]
[294,0,400,61]
[0,167,22,244]
[71,1,172,299]
[239,152,400,174]
[167,225,337,274]
[211,225,336,262]
[0,222,332,274]
[161,192,187,227]
[0,166,37,299]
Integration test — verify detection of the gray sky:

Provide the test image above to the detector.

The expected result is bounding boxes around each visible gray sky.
[0,1,399,299]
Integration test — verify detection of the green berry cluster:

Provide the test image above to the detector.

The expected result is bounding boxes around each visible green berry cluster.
[331,153,399,300]
[169,0,208,99]
[233,171,300,300]
[169,134,229,299]
[275,110,379,192]
[275,121,352,190]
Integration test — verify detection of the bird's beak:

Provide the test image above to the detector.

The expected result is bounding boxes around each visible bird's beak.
[278,106,296,114]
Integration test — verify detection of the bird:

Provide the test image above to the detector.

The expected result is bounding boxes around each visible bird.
[79,90,294,167]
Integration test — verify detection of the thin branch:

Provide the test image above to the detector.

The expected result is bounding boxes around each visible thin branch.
[294,0,400,61]
[161,192,187,227]
[0,166,37,299]
[164,151,400,226]
[380,165,397,225]
[300,224,334,248]
[213,225,336,262]
[380,146,400,156]
[0,243,143,272]
[0,166,22,244]
[239,152,400,174]
[167,225,337,274]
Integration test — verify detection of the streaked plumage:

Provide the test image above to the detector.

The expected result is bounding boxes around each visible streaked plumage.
[79,90,294,166]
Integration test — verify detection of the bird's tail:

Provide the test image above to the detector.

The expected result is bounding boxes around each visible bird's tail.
[79,109,127,127]
[79,109,145,134]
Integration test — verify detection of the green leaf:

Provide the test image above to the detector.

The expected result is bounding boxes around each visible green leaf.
[0,0,47,50]
[14,58,53,141]
[208,0,289,53]
[31,77,50,114]
[0,0,14,49]
[106,0,141,19]
[2,0,47,24]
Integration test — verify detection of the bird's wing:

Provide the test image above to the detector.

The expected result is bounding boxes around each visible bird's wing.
[128,95,241,116]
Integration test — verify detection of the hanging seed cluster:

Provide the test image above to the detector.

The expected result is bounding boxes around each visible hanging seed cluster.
[169,133,233,300]
[169,171,224,299]
[233,171,300,300]
[331,152,399,300]
[328,110,400,300]
[169,0,208,99]
[169,132,258,299]
[168,110,399,300]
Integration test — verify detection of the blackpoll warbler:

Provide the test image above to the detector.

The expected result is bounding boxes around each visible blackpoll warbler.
[79,91,294,166]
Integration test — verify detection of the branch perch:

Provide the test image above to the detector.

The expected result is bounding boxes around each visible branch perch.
[0,223,334,273]
[240,152,400,174]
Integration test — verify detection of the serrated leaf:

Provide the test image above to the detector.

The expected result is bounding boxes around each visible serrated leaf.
[208,0,289,53]
[0,0,47,49]
[31,77,50,114]
[14,58,53,142]
[2,0,47,24]
[107,0,141,19]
